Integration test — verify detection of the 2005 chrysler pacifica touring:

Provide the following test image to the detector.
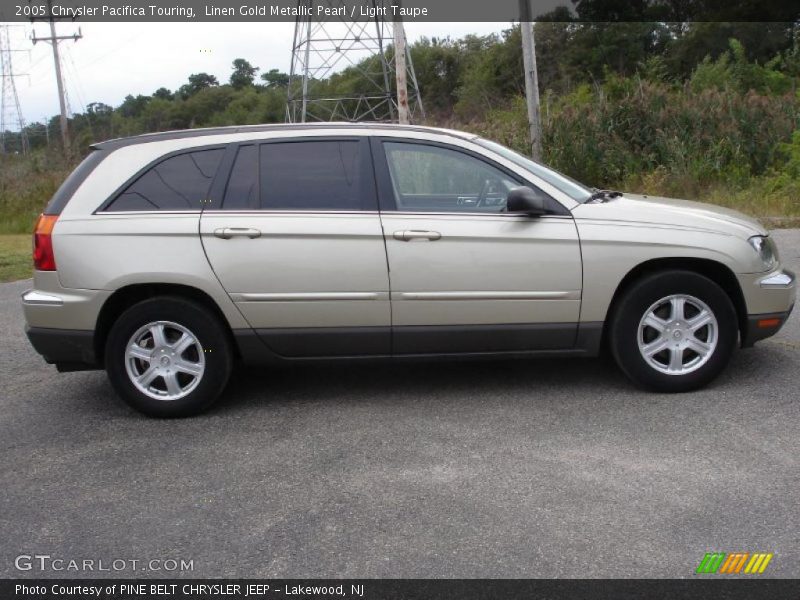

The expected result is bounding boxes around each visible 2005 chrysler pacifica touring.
[22,124,796,416]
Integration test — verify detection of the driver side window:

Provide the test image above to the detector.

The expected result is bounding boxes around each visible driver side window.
[382,142,520,213]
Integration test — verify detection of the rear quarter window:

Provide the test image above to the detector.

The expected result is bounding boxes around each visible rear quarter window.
[45,149,105,215]
[104,148,225,212]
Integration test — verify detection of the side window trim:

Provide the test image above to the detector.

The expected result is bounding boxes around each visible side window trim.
[369,136,569,217]
[205,143,240,211]
[217,142,259,211]
[95,143,229,214]
[217,136,378,213]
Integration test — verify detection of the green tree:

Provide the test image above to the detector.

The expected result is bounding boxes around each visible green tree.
[178,73,219,99]
[153,87,174,100]
[261,68,289,88]
[118,94,150,118]
[230,59,259,89]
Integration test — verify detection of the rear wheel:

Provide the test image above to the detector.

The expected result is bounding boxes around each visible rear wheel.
[105,297,232,417]
[610,270,738,392]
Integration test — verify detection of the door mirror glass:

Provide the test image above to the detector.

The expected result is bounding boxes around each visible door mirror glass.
[506,186,546,216]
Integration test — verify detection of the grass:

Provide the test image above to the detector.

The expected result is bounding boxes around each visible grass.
[0,152,72,235]
[0,235,31,283]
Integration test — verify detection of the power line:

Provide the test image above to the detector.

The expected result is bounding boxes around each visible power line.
[62,45,94,139]
[30,0,82,153]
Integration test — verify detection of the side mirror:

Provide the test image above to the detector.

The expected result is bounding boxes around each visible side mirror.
[506,186,546,216]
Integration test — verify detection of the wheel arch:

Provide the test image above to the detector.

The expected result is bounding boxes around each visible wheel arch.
[602,257,747,347]
[94,283,239,366]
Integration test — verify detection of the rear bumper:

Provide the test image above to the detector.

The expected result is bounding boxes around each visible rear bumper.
[25,326,99,371]
[21,274,110,331]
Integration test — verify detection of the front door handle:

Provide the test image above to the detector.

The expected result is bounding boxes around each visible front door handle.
[213,227,261,240]
[393,230,442,242]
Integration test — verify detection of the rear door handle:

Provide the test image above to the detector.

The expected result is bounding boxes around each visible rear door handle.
[213,227,261,239]
[393,230,442,242]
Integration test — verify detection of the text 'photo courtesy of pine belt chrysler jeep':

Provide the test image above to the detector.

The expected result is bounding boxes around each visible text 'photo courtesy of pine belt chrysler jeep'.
[22,123,796,417]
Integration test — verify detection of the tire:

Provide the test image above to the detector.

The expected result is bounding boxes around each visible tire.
[105,297,232,417]
[609,270,738,393]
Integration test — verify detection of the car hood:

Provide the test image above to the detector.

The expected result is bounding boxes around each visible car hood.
[574,193,767,238]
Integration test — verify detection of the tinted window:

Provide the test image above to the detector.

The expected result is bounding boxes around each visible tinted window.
[105,148,224,211]
[223,145,258,210]
[382,142,523,213]
[260,141,362,210]
[48,149,104,215]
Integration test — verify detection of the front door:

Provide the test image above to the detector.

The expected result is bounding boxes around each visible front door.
[200,137,391,357]
[372,139,583,354]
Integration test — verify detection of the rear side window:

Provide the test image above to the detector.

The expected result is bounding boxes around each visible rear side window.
[45,149,105,215]
[221,139,371,211]
[261,141,361,210]
[104,148,224,211]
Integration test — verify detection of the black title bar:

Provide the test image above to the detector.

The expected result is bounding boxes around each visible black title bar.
[4,579,800,600]
[2,0,799,22]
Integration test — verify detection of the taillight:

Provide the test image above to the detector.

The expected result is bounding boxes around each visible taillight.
[33,214,58,271]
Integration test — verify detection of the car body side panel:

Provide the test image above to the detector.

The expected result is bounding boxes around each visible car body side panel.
[199,212,392,330]
[380,213,582,326]
[574,205,777,323]
[50,214,250,330]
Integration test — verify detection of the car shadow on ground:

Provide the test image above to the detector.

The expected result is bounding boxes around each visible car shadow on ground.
[68,341,786,420]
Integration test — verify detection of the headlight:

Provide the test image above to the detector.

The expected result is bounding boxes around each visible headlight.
[748,235,778,269]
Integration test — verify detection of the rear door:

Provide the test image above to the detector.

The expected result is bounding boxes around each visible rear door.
[372,138,583,355]
[200,136,391,357]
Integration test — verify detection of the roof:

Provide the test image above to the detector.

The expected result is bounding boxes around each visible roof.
[91,122,476,151]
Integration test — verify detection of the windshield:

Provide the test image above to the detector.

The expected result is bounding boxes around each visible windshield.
[474,138,593,203]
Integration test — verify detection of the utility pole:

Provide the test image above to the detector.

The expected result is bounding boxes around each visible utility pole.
[392,1,410,124]
[519,0,542,160]
[31,0,81,153]
[0,24,30,154]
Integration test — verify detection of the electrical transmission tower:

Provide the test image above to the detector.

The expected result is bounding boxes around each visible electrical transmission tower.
[0,25,30,154]
[286,0,425,124]
[31,0,82,153]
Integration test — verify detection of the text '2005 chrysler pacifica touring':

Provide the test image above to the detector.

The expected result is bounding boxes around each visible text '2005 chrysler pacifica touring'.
[22,124,795,416]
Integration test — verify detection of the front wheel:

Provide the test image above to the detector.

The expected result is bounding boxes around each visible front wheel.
[610,271,738,392]
[105,297,232,417]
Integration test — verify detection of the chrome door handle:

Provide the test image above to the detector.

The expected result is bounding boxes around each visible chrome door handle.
[393,230,442,242]
[213,227,261,239]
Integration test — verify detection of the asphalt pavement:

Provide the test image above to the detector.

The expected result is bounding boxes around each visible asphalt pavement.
[1,230,798,579]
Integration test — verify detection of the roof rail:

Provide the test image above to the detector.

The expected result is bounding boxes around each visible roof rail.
[91,122,475,150]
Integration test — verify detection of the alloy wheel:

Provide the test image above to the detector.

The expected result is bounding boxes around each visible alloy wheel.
[636,294,718,376]
[124,321,205,401]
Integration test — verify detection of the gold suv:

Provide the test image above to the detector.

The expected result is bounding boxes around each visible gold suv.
[22,124,796,416]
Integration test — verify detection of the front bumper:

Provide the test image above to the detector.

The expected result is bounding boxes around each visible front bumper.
[741,305,795,347]
[739,268,795,347]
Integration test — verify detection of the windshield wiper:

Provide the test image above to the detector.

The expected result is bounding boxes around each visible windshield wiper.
[587,189,623,203]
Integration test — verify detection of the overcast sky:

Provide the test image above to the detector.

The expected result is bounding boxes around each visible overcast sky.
[1,22,508,126]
